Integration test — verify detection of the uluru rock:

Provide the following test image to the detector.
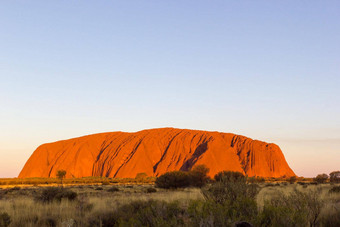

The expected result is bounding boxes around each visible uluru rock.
[18,128,295,178]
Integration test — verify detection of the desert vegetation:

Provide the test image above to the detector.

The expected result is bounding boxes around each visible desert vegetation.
[0,169,340,226]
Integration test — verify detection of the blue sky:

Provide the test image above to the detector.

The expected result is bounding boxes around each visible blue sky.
[1,1,339,177]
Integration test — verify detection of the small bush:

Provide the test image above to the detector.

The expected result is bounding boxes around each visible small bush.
[288,176,297,184]
[0,212,11,227]
[107,186,119,192]
[35,187,77,203]
[202,172,258,205]
[101,181,110,185]
[10,186,21,191]
[248,177,265,183]
[95,187,103,191]
[76,197,94,216]
[329,186,340,194]
[146,187,157,193]
[330,171,340,183]
[87,200,186,227]
[259,189,323,227]
[314,173,328,183]
[320,205,340,227]
[135,172,148,180]
[214,171,245,182]
[188,165,210,187]
[87,211,117,227]
[37,216,57,227]
[155,171,191,189]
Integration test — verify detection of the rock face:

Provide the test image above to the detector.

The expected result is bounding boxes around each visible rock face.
[19,128,295,178]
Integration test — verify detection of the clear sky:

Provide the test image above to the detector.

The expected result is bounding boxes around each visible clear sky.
[1,1,339,178]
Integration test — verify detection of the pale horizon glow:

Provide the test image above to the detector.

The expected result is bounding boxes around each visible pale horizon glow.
[1,1,339,178]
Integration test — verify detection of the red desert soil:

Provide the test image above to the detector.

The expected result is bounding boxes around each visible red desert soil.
[19,128,295,178]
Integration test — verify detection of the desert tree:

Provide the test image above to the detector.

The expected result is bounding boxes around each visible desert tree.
[330,171,340,183]
[56,170,67,186]
[314,173,328,183]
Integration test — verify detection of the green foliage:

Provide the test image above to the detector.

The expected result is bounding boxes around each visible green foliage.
[155,165,210,189]
[314,173,328,183]
[320,204,340,227]
[214,171,245,182]
[107,186,120,192]
[37,216,57,227]
[189,195,258,226]
[329,185,340,193]
[101,181,110,185]
[188,165,210,187]
[248,176,265,183]
[146,187,157,193]
[288,176,297,184]
[87,200,187,227]
[56,170,66,180]
[259,189,323,227]
[197,171,258,226]
[0,212,11,227]
[330,171,340,183]
[135,172,148,180]
[35,187,77,203]
[203,172,258,205]
[155,171,191,189]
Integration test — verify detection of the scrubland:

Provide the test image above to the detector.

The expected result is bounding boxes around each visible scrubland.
[0,181,339,227]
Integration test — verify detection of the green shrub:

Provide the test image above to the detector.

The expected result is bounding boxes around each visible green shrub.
[288,176,297,184]
[214,171,245,182]
[248,176,265,183]
[87,200,186,227]
[188,165,210,187]
[9,186,21,191]
[188,198,257,226]
[259,189,323,227]
[329,185,340,193]
[135,172,148,181]
[37,216,57,227]
[320,204,340,227]
[0,212,11,227]
[314,173,328,183]
[146,187,157,193]
[87,211,118,227]
[202,174,258,205]
[155,171,191,189]
[76,197,94,217]
[35,187,77,203]
[107,186,119,192]
[330,171,340,183]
